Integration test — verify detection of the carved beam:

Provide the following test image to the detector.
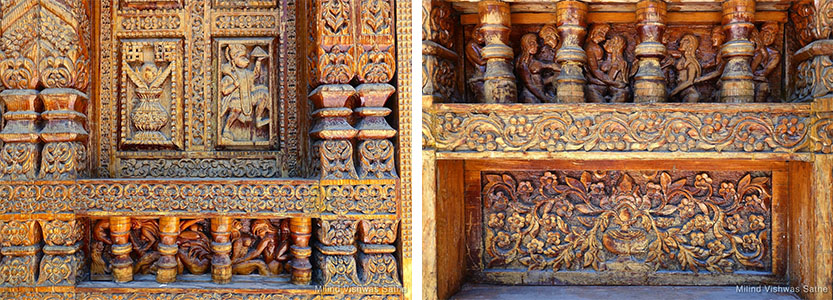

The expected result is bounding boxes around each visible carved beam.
[290,217,312,285]
[719,0,756,103]
[157,216,178,283]
[210,217,232,284]
[555,1,589,103]
[478,0,516,103]
[314,220,360,287]
[633,0,667,103]
[110,216,133,283]
[358,219,400,286]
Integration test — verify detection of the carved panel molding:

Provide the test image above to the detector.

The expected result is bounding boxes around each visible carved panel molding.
[479,170,773,276]
[425,104,833,153]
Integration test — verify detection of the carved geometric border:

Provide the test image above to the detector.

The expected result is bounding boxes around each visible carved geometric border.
[0,179,399,216]
[0,292,403,299]
[425,103,833,154]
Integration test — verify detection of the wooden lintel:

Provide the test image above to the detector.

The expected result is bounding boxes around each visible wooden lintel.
[459,10,787,25]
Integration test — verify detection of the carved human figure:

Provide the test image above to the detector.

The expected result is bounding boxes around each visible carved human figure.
[177,219,211,275]
[516,33,560,103]
[750,22,781,102]
[669,34,702,102]
[220,44,271,143]
[538,24,561,92]
[130,219,160,274]
[466,25,486,103]
[230,219,275,276]
[91,219,112,277]
[695,26,727,102]
[585,24,629,103]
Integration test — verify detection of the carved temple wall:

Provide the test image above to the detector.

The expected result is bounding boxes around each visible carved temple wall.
[423,0,833,299]
[0,0,411,299]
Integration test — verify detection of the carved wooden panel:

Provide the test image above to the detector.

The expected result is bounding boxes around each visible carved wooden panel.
[100,0,298,177]
[469,168,782,285]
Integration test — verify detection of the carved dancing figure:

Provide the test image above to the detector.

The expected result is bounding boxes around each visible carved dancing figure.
[177,219,211,275]
[516,33,559,103]
[466,25,486,103]
[669,34,702,102]
[750,22,781,102]
[220,44,271,142]
[585,24,629,103]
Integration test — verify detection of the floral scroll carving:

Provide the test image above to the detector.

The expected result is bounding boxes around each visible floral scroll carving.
[482,170,771,274]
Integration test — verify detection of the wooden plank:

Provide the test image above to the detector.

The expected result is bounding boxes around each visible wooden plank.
[464,159,789,172]
[788,161,812,299]
[436,160,466,300]
[422,150,438,300]
[459,11,787,25]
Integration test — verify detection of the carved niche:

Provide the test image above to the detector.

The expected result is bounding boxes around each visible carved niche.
[120,40,183,149]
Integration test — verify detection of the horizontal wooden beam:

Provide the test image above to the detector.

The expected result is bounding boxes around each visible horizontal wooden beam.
[460,10,787,24]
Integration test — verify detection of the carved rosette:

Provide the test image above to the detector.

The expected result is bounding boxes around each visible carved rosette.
[314,220,361,287]
[0,220,42,286]
[719,0,756,103]
[633,0,667,103]
[358,219,400,286]
[478,0,516,103]
[554,1,588,103]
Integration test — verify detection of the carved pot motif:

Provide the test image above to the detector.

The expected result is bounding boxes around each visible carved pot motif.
[131,88,168,134]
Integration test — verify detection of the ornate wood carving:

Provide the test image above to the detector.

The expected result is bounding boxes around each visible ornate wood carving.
[555,1,588,103]
[633,0,667,103]
[478,0,516,103]
[290,217,312,285]
[358,219,400,286]
[719,0,757,103]
[423,0,459,102]
[478,170,772,275]
[315,220,361,287]
[211,217,233,284]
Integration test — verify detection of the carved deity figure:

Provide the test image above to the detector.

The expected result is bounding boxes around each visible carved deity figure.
[516,33,560,103]
[585,24,630,103]
[177,219,212,275]
[91,220,113,277]
[125,46,174,139]
[750,23,781,102]
[466,25,486,103]
[669,34,702,103]
[220,44,271,143]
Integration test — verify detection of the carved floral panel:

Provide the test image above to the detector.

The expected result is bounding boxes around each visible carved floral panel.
[481,170,772,275]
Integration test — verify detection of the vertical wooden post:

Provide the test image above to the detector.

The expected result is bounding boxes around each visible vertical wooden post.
[719,0,756,103]
[633,0,667,103]
[157,216,179,283]
[211,217,232,284]
[290,217,312,285]
[110,216,133,283]
[555,0,589,103]
[0,90,41,180]
[478,0,516,103]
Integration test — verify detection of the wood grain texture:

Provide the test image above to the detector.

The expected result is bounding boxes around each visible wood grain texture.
[436,160,466,299]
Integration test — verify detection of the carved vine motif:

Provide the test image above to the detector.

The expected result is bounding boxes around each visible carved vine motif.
[321,140,359,179]
[323,184,398,215]
[40,142,88,180]
[359,45,395,83]
[119,158,279,178]
[482,170,771,273]
[63,294,403,300]
[427,107,816,153]
[121,15,182,31]
[359,140,396,179]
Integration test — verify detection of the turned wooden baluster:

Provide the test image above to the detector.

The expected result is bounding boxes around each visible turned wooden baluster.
[719,0,756,103]
[290,217,312,285]
[633,0,668,103]
[555,0,589,103]
[211,217,232,284]
[110,216,133,283]
[157,216,178,283]
[478,0,516,103]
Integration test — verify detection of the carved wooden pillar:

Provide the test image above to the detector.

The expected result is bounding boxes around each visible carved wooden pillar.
[0,220,41,285]
[555,0,589,103]
[39,89,88,179]
[423,0,459,103]
[109,216,133,283]
[719,0,756,103]
[290,217,312,285]
[157,216,178,283]
[210,217,232,284]
[314,220,360,287]
[38,218,83,286]
[358,219,400,286]
[478,0,516,103]
[0,90,41,180]
[633,0,667,103]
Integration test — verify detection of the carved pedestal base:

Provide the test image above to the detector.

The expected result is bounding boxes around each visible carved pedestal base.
[314,244,361,287]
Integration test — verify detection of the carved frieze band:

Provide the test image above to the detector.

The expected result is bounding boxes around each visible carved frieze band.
[0,180,398,216]
[0,293,402,299]
[425,104,833,153]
